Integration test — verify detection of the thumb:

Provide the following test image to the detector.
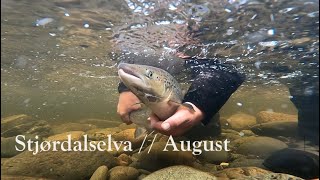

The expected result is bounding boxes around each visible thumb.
[161,112,189,131]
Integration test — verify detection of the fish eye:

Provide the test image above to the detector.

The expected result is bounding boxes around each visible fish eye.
[146,70,153,78]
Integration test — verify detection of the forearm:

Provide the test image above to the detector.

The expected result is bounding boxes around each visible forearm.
[183,62,245,125]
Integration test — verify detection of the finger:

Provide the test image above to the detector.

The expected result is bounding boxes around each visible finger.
[121,113,132,125]
[150,112,190,135]
[161,112,190,131]
[149,114,163,130]
[150,117,170,135]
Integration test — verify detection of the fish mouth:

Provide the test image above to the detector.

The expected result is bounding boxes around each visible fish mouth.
[118,63,146,89]
[118,63,140,79]
[118,69,141,83]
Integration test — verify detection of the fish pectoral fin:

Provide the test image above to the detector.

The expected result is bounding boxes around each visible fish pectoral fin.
[134,127,148,139]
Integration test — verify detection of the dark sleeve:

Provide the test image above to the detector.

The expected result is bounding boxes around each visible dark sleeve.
[118,82,130,93]
[183,60,245,125]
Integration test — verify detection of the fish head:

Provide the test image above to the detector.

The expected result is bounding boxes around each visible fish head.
[118,63,182,104]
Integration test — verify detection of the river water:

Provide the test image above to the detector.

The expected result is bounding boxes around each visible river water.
[1,0,319,179]
[1,0,318,120]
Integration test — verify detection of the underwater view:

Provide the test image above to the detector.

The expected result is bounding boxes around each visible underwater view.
[1,0,319,179]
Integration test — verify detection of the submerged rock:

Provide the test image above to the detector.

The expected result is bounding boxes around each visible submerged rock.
[256,111,297,123]
[113,129,144,149]
[23,120,52,138]
[79,119,122,128]
[1,149,116,179]
[191,162,218,174]
[46,131,85,141]
[1,158,9,166]
[1,114,33,132]
[137,174,147,180]
[86,127,121,141]
[51,123,97,134]
[225,113,257,130]
[249,173,304,180]
[214,167,270,179]
[1,136,41,158]
[263,148,319,179]
[108,166,139,180]
[229,158,265,169]
[118,123,137,130]
[199,145,231,164]
[90,165,108,180]
[144,165,217,180]
[0,175,50,180]
[117,153,132,166]
[1,137,22,158]
[251,121,298,137]
[138,169,151,175]
[1,114,52,138]
[240,130,256,136]
[219,132,242,141]
[233,136,288,158]
[135,142,195,171]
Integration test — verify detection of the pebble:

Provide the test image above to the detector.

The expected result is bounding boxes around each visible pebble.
[251,121,298,137]
[144,165,217,180]
[225,113,257,130]
[90,166,108,180]
[256,111,297,123]
[136,142,195,171]
[234,136,288,158]
[1,149,116,179]
[117,153,132,166]
[263,148,319,179]
[214,167,270,179]
[46,131,85,141]
[108,166,139,180]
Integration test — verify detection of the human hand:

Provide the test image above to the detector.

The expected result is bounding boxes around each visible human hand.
[117,91,141,124]
[149,103,204,136]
